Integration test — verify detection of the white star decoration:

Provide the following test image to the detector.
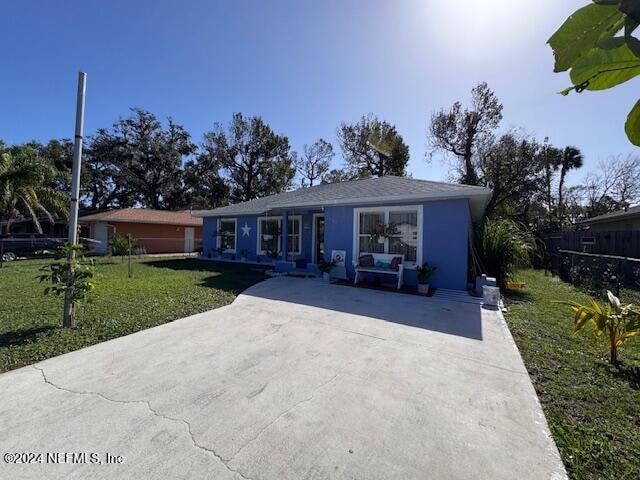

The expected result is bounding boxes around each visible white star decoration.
[241,223,252,237]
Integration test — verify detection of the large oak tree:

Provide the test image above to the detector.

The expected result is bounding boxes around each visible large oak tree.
[200,113,295,202]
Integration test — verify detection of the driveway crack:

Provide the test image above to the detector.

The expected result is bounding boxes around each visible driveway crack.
[229,371,342,464]
[32,365,254,480]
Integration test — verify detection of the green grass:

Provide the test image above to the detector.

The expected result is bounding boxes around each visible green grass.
[0,256,266,373]
[504,270,640,480]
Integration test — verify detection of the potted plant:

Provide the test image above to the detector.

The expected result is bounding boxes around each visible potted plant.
[318,260,336,282]
[239,248,248,262]
[416,263,436,294]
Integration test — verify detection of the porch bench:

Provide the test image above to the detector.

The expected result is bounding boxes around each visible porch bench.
[353,253,404,289]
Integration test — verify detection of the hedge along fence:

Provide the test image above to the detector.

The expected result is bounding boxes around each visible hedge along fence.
[548,249,640,298]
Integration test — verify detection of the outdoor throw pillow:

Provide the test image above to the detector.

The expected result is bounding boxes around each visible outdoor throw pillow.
[375,260,391,269]
[359,254,374,266]
[390,256,402,271]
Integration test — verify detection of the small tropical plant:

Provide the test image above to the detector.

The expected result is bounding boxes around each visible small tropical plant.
[560,291,640,366]
[109,233,136,261]
[476,219,534,287]
[38,243,96,327]
[318,259,336,274]
[416,263,436,284]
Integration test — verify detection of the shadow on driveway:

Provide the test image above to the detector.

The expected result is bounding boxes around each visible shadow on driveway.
[241,277,483,341]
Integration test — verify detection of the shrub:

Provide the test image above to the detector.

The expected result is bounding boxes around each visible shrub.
[109,233,136,260]
[476,219,534,287]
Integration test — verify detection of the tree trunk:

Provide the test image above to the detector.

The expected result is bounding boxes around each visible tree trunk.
[558,170,566,228]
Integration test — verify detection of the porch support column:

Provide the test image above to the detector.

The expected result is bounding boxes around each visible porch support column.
[281,211,289,262]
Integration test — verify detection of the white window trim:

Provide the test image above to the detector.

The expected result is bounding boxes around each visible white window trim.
[311,213,325,264]
[352,205,423,269]
[217,217,237,253]
[256,215,302,256]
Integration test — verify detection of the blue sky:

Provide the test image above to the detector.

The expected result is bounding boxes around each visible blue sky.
[1,0,638,186]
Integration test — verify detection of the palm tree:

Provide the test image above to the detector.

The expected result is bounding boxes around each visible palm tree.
[557,146,583,227]
[0,148,68,234]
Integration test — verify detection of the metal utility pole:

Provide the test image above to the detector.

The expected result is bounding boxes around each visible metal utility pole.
[63,72,87,328]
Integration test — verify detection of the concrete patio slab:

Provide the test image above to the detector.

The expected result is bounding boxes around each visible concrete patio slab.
[0,277,566,480]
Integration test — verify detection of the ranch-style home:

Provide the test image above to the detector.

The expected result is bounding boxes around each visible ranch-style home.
[194,176,492,290]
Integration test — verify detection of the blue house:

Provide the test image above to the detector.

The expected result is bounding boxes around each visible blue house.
[193,176,491,290]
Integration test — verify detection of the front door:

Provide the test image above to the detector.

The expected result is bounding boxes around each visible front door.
[314,216,325,263]
[184,227,195,253]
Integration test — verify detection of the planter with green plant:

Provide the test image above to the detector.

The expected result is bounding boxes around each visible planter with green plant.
[416,263,436,294]
[318,259,336,282]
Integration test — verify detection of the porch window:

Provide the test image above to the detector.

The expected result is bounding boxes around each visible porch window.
[258,216,302,255]
[259,218,280,254]
[218,218,236,252]
[287,217,301,254]
[354,206,422,266]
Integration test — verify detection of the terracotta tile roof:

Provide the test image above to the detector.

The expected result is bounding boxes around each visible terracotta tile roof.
[79,208,202,226]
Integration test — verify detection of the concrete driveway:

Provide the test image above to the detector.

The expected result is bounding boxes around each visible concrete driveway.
[0,277,566,480]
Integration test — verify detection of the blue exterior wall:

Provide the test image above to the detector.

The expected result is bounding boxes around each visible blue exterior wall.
[202,213,317,263]
[201,198,471,290]
[423,199,470,290]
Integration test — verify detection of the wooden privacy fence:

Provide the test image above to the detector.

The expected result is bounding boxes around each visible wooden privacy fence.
[544,230,640,258]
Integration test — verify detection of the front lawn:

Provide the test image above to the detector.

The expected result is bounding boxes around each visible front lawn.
[504,270,640,480]
[0,257,266,373]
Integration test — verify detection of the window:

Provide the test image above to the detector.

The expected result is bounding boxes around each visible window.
[258,216,302,255]
[359,212,385,254]
[218,218,236,252]
[388,210,417,262]
[287,217,301,254]
[354,206,421,265]
[259,218,280,254]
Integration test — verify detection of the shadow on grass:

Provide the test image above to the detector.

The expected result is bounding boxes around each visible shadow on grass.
[503,288,535,305]
[0,325,56,348]
[596,362,640,390]
[145,258,268,294]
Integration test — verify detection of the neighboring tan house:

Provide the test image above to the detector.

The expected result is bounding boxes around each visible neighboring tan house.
[194,176,492,290]
[79,208,203,254]
[577,205,640,231]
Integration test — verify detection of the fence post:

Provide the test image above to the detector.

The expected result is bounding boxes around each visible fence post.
[128,234,132,278]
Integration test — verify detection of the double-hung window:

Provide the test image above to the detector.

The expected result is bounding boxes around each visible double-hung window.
[258,216,302,255]
[218,218,236,252]
[259,217,280,254]
[287,217,301,254]
[354,206,421,266]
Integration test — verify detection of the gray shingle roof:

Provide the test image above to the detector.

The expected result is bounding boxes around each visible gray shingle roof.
[577,204,640,224]
[193,176,491,220]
